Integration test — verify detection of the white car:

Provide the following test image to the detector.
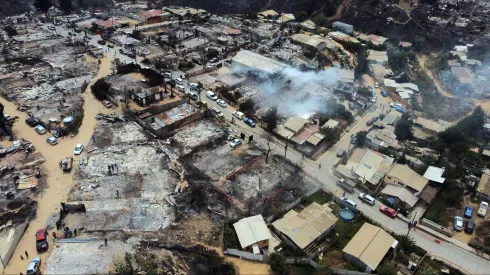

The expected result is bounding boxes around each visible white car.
[454,216,463,231]
[340,197,357,208]
[229,138,242,148]
[3,113,11,120]
[46,136,58,146]
[217,99,227,108]
[35,125,47,135]
[211,107,224,117]
[233,111,244,120]
[163,72,172,77]
[358,193,376,206]
[174,77,183,84]
[74,144,84,155]
[206,91,218,101]
[176,84,185,91]
[375,82,379,88]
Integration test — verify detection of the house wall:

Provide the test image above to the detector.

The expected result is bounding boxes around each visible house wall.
[146,16,165,25]
[244,239,270,251]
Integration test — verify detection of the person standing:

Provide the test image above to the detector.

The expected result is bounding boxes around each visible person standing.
[24,251,29,258]
[20,255,24,260]
[104,237,108,247]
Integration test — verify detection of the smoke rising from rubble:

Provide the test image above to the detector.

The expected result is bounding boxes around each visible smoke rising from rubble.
[233,64,339,116]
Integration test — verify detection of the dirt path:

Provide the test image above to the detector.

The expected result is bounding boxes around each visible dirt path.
[3,55,115,275]
[417,55,455,98]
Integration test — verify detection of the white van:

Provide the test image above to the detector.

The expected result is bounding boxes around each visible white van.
[206,91,218,100]
[358,193,376,206]
[340,197,357,208]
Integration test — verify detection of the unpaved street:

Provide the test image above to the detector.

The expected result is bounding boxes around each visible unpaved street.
[3,55,115,274]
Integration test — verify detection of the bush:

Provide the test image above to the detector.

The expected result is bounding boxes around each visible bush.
[223,226,240,249]
[294,11,308,22]
[376,261,397,275]
[269,252,290,275]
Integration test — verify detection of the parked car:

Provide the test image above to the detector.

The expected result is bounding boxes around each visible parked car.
[464,206,473,218]
[176,84,185,91]
[174,77,183,84]
[340,197,357,208]
[375,82,379,88]
[381,90,388,97]
[350,136,357,145]
[209,57,219,63]
[244,117,256,127]
[206,91,218,100]
[366,119,374,126]
[163,72,172,77]
[191,57,202,65]
[35,125,46,135]
[211,107,224,118]
[97,40,106,45]
[233,111,244,120]
[26,257,41,275]
[358,193,376,206]
[229,138,242,148]
[35,228,48,252]
[48,25,55,30]
[102,100,112,108]
[4,113,11,120]
[465,220,475,234]
[46,136,58,146]
[107,44,114,48]
[25,117,37,127]
[380,206,397,218]
[336,150,346,157]
[217,99,227,108]
[74,144,84,155]
[453,216,464,231]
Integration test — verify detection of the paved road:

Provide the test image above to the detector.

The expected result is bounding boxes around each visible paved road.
[200,91,490,274]
[38,24,490,273]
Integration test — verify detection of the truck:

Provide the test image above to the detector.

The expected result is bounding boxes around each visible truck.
[59,157,73,172]
[337,178,355,193]
[478,201,488,217]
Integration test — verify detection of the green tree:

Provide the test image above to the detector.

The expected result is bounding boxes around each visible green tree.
[321,127,341,144]
[355,49,368,79]
[315,265,331,275]
[294,11,308,22]
[395,114,413,141]
[388,50,409,72]
[264,106,279,132]
[269,253,290,275]
[130,30,143,40]
[34,0,53,18]
[357,87,372,98]
[397,235,416,253]
[206,48,219,60]
[60,0,72,14]
[376,261,398,275]
[356,131,367,147]
[455,106,485,138]
[312,14,328,26]
[223,227,240,249]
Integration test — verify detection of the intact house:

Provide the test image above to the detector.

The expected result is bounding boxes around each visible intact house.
[272,202,338,253]
[233,215,272,254]
[367,50,388,66]
[343,223,398,273]
[477,169,490,201]
[335,148,394,188]
[381,164,440,211]
[332,22,354,34]
[138,9,170,24]
[275,116,326,156]
[413,117,453,140]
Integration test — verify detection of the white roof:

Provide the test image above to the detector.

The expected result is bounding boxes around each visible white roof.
[233,215,272,248]
[398,91,410,99]
[423,166,445,183]
[232,50,290,74]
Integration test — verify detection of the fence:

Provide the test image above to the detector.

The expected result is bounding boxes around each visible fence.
[420,218,453,237]
[266,185,320,224]
[1,219,29,270]
[284,257,372,275]
[224,249,264,262]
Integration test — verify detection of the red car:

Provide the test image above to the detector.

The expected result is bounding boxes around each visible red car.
[379,206,397,218]
[35,228,49,252]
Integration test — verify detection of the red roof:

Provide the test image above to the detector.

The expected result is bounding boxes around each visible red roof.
[36,228,46,241]
[139,9,162,19]
[95,19,120,29]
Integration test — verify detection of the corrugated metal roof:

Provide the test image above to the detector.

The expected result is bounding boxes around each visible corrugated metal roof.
[423,166,445,183]
[232,50,290,74]
[233,215,272,249]
[343,223,397,271]
[273,203,338,249]
[284,116,309,132]
[381,184,419,207]
[386,164,428,192]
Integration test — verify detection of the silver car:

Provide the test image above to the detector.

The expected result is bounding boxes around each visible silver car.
[26,257,41,275]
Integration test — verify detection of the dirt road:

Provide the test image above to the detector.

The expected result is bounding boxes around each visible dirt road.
[3,55,114,274]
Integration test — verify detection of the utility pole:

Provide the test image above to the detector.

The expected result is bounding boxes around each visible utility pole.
[406,211,418,237]
[284,136,289,157]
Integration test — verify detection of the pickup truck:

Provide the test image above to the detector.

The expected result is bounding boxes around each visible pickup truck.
[478,201,488,217]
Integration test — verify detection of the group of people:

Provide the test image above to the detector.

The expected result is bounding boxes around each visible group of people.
[107,163,119,175]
